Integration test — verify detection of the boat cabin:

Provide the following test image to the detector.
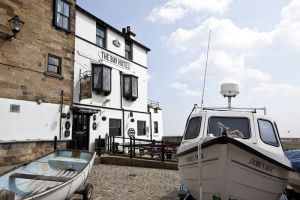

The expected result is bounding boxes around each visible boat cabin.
[181,109,284,156]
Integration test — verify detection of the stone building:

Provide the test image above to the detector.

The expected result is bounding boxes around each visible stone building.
[0,0,76,165]
[281,138,300,150]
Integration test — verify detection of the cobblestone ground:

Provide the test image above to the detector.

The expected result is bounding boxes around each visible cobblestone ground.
[74,164,181,200]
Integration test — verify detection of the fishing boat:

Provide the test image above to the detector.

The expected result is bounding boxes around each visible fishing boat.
[0,150,96,200]
[177,83,292,200]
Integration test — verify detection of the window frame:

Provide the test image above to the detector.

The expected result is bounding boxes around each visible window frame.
[109,118,122,136]
[125,39,132,60]
[154,121,158,134]
[47,54,62,75]
[96,25,106,48]
[184,117,202,140]
[92,64,112,95]
[207,116,252,139]
[53,0,71,32]
[123,74,138,101]
[137,120,146,136]
[258,118,279,147]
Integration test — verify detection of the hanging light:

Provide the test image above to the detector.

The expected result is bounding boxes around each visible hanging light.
[0,15,25,41]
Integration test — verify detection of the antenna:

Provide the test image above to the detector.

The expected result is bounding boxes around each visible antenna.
[200,30,212,110]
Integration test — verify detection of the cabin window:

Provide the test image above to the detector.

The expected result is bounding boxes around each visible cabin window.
[258,119,279,146]
[54,0,71,31]
[96,25,106,48]
[92,64,111,95]
[109,118,121,136]
[137,120,146,136]
[208,117,251,139]
[184,117,202,140]
[123,75,138,101]
[154,121,158,134]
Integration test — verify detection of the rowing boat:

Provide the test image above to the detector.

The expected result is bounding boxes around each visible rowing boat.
[0,150,96,200]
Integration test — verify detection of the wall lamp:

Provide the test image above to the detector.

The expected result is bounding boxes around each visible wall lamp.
[0,15,25,41]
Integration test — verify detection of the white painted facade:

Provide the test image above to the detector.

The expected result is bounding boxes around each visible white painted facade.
[74,7,164,151]
[0,98,72,141]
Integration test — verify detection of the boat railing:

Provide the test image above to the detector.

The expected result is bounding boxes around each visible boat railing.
[195,106,267,115]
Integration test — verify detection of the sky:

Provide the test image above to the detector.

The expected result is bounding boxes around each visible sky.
[77,0,300,138]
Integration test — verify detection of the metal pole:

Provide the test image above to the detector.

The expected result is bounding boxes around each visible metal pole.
[133,136,136,157]
[98,135,101,157]
[130,137,133,159]
[59,90,64,139]
[54,136,57,150]
[161,141,165,162]
[112,135,115,154]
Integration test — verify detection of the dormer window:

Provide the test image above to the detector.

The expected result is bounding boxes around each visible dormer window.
[54,0,71,32]
[96,25,106,48]
[92,64,111,95]
[125,40,132,60]
[123,75,138,101]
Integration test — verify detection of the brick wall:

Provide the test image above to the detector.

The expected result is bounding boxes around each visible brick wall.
[0,140,67,166]
[0,0,76,104]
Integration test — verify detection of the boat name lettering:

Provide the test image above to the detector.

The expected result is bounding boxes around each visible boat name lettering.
[249,158,273,172]
[99,51,131,70]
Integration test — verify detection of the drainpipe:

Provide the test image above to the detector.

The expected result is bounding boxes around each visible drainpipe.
[59,90,64,139]
[149,108,153,140]
[120,71,125,151]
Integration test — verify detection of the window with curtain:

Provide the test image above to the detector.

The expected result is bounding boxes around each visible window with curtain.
[92,64,111,95]
[96,25,106,48]
[47,54,61,75]
[125,40,132,60]
[54,0,71,31]
[123,75,138,101]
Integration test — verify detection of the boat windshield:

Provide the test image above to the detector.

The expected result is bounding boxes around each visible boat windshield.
[208,117,251,139]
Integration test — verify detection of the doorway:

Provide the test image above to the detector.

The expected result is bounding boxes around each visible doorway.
[72,114,90,150]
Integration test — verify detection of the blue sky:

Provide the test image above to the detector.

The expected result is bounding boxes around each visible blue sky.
[77,0,300,138]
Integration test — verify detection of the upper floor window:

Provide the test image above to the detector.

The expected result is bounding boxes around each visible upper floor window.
[184,117,202,140]
[47,54,61,75]
[258,119,279,146]
[137,121,146,136]
[208,117,251,139]
[154,121,158,134]
[125,40,132,60]
[96,25,106,48]
[92,64,111,95]
[123,75,138,101]
[54,0,71,31]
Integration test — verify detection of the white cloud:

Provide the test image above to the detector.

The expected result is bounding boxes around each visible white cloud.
[177,51,272,83]
[169,82,201,96]
[254,83,300,96]
[147,0,233,23]
[167,18,272,54]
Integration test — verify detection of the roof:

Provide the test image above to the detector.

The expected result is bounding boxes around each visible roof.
[75,5,151,52]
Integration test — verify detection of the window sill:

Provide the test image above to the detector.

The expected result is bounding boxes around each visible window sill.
[53,25,72,34]
[44,71,64,80]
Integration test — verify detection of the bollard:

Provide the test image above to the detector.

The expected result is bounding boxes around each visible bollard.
[98,135,101,156]
[161,141,165,162]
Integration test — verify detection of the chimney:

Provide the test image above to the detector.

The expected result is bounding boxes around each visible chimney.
[123,26,136,39]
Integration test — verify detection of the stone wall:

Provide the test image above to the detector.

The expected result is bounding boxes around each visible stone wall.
[281,138,300,150]
[0,0,76,105]
[0,140,68,166]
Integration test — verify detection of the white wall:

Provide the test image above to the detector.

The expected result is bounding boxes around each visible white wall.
[0,98,72,141]
[74,38,148,113]
[132,44,147,67]
[150,108,164,140]
[75,11,96,44]
[106,29,125,56]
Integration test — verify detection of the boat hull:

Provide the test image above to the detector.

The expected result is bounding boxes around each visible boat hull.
[0,150,95,200]
[178,140,289,200]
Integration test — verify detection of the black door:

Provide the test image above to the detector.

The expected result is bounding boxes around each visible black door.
[72,114,90,150]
